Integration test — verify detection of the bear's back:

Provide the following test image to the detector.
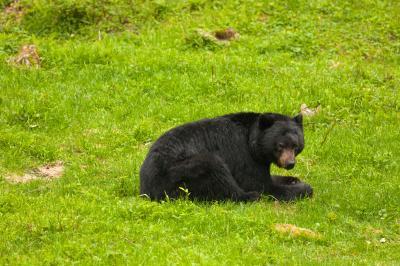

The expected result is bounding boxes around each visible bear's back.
[149,116,250,161]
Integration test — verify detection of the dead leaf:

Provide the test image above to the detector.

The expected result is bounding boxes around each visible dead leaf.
[214,28,239,41]
[3,0,24,21]
[8,44,41,68]
[365,226,383,235]
[329,60,341,69]
[5,161,64,184]
[274,223,321,239]
[300,103,321,117]
[258,13,269,22]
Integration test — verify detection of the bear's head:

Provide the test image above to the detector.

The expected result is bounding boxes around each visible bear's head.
[250,113,304,169]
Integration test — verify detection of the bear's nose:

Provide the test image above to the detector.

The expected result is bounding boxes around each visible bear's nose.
[285,161,295,170]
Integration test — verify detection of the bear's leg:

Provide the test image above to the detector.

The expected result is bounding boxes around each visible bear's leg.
[270,175,313,201]
[168,153,260,202]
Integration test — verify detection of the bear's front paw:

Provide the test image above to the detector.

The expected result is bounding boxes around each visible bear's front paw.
[284,183,313,201]
[271,175,301,186]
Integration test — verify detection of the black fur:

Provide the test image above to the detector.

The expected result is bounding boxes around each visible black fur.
[139,112,313,202]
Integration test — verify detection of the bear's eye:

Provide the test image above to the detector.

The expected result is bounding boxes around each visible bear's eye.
[277,143,284,151]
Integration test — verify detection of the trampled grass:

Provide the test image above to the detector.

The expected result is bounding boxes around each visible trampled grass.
[0,0,399,264]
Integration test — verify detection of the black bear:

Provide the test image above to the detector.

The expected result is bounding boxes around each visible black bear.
[140,112,313,202]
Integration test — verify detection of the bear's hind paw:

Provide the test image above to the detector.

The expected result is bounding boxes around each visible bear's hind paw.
[238,191,261,202]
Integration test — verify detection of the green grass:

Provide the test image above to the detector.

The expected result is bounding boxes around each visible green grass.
[1,0,400,264]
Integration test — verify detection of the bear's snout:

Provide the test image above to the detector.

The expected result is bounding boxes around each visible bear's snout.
[285,160,295,170]
[278,149,295,169]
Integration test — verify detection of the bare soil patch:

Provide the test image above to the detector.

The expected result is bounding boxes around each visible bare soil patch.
[5,161,64,184]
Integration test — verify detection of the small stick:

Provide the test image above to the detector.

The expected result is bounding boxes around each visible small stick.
[320,120,337,146]
[211,65,216,82]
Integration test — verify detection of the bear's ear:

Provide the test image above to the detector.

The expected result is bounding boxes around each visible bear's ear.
[293,113,303,125]
[259,114,275,130]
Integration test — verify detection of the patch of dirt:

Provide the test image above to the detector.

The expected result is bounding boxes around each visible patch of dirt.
[5,173,39,184]
[36,161,64,178]
[274,223,321,239]
[5,161,64,184]
[8,44,41,68]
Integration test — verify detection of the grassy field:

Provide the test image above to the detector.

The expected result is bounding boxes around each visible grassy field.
[1,0,399,264]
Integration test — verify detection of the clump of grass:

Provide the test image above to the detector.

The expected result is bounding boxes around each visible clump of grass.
[185,29,227,50]
[185,28,239,50]
[1,0,207,37]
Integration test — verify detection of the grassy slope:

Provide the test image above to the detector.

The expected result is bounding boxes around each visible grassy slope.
[0,0,399,264]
